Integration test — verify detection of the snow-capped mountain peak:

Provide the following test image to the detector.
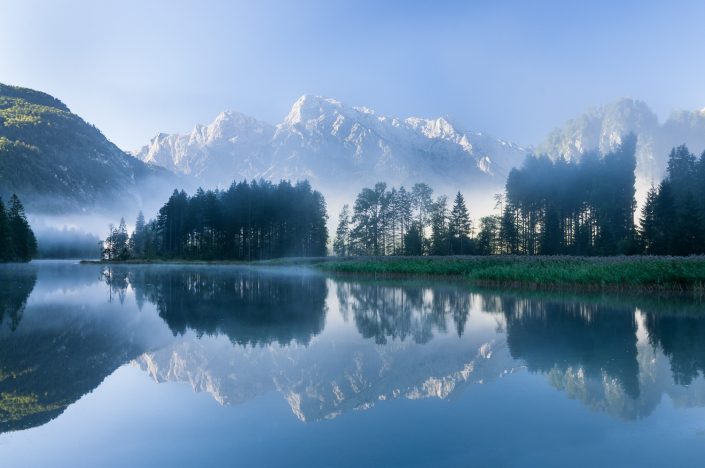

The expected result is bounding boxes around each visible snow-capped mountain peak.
[283,94,345,126]
[134,96,529,197]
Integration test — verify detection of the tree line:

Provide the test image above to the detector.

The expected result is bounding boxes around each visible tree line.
[334,182,473,256]
[0,194,37,262]
[336,134,705,257]
[102,180,328,261]
[640,145,705,255]
[476,134,638,255]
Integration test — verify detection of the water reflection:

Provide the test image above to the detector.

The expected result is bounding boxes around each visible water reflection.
[0,263,168,434]
[105,266,328,347]
[2,262,705,435]
[481,292,705,419]
[0,264,36,331]
[335,280,472,343]
[643,310,705,386]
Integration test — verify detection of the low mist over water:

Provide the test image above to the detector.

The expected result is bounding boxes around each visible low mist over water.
[1,261,705,466]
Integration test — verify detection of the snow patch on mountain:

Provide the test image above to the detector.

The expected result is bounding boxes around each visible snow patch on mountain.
[134,95,528,196]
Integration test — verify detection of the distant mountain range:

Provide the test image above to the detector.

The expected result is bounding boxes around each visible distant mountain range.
[0,84,171,213]
[134,95,528,198]
[3,82,705,217]
[136,95,705,209]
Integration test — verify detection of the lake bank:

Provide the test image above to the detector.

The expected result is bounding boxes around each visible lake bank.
[317,256,705,293]
[83,256,705,293]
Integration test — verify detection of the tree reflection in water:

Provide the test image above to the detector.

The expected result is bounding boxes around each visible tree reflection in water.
[4,262,705,433]
[336,280,473,344]
[106,266,328,347]
[0,264,36,332]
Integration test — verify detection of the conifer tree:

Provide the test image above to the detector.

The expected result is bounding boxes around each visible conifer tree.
[430,196,449,255]
[403,221,424,256]
[130,211,147,257]
[8,194,37,262]
[0,198,10,262]
[449,192,471,254]
[639,186,659,254]
[333,205,351,256]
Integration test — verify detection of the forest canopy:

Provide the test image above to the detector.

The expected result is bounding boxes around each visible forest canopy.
[335,135,649,257]
[102,179,328,261]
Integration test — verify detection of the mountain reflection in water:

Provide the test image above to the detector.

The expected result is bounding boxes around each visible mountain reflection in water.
[1,261,705,435]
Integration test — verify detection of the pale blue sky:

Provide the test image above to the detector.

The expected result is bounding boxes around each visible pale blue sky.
[2,0,705,150]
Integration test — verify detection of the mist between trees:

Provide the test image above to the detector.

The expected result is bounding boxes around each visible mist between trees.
[100,133,705,261]
[335,134,705,257]
[102,180,328,261]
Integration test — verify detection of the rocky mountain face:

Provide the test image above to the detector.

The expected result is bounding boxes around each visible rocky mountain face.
[136,327,517,422]
[538,99,705,195]
[0,84,172,213]
[135,95,528,197]
[136,96,705,213]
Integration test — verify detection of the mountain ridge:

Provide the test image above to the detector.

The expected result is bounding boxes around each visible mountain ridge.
[134,94,529,198]
[0,83,172,213]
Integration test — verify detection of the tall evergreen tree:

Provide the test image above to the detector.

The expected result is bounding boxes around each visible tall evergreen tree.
[8,194,37,262]
[0,198,11,262]
[449,192,472,255]
[130,211,147,258]
[394,186,413,254]
[403,221,424,256]
[114,217,130,260]
[333,205,351,256]
[639,186,659,254]
[430,196,449,255]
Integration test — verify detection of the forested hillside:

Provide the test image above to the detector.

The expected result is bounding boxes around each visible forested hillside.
[0,83,169,212]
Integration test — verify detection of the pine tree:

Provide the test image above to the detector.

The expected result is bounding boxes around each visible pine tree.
[674,192,704,255]
[639,186,658,254]
[333,205,351,256]
[395,186,413,253]
[114,217,130,260]
[477,216,500,255]
[403,222,423,255]
[652,181,676,255]
[430,196,449,255]
[0,198,11,262]
[449,192,471,254]
[130,211,147,258]
[8,194,37,262]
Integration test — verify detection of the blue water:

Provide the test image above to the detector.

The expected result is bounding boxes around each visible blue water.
[0,261,704,467]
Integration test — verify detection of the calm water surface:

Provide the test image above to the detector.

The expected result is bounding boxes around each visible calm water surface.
[1,260,705,467]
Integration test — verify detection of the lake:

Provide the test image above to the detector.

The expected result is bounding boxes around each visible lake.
[1,260,705,467]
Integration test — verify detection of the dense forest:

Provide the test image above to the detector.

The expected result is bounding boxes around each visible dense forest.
[478,134,638,255]
[640,145,705,255]
[0,194,37,262]
[335,135,702,257]
[334,135,637,257]
[103,179,328,261]
[100,135,705,261]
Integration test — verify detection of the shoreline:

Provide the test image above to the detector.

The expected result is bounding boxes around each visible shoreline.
[79,255,705,294]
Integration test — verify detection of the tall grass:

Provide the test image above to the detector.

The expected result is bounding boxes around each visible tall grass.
[317,256,705,292]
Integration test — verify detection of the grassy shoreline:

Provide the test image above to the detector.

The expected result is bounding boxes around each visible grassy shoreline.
[317,256,705,293]
[82,256,705,292]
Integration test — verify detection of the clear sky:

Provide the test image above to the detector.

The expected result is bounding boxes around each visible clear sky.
[2,0,705,150]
